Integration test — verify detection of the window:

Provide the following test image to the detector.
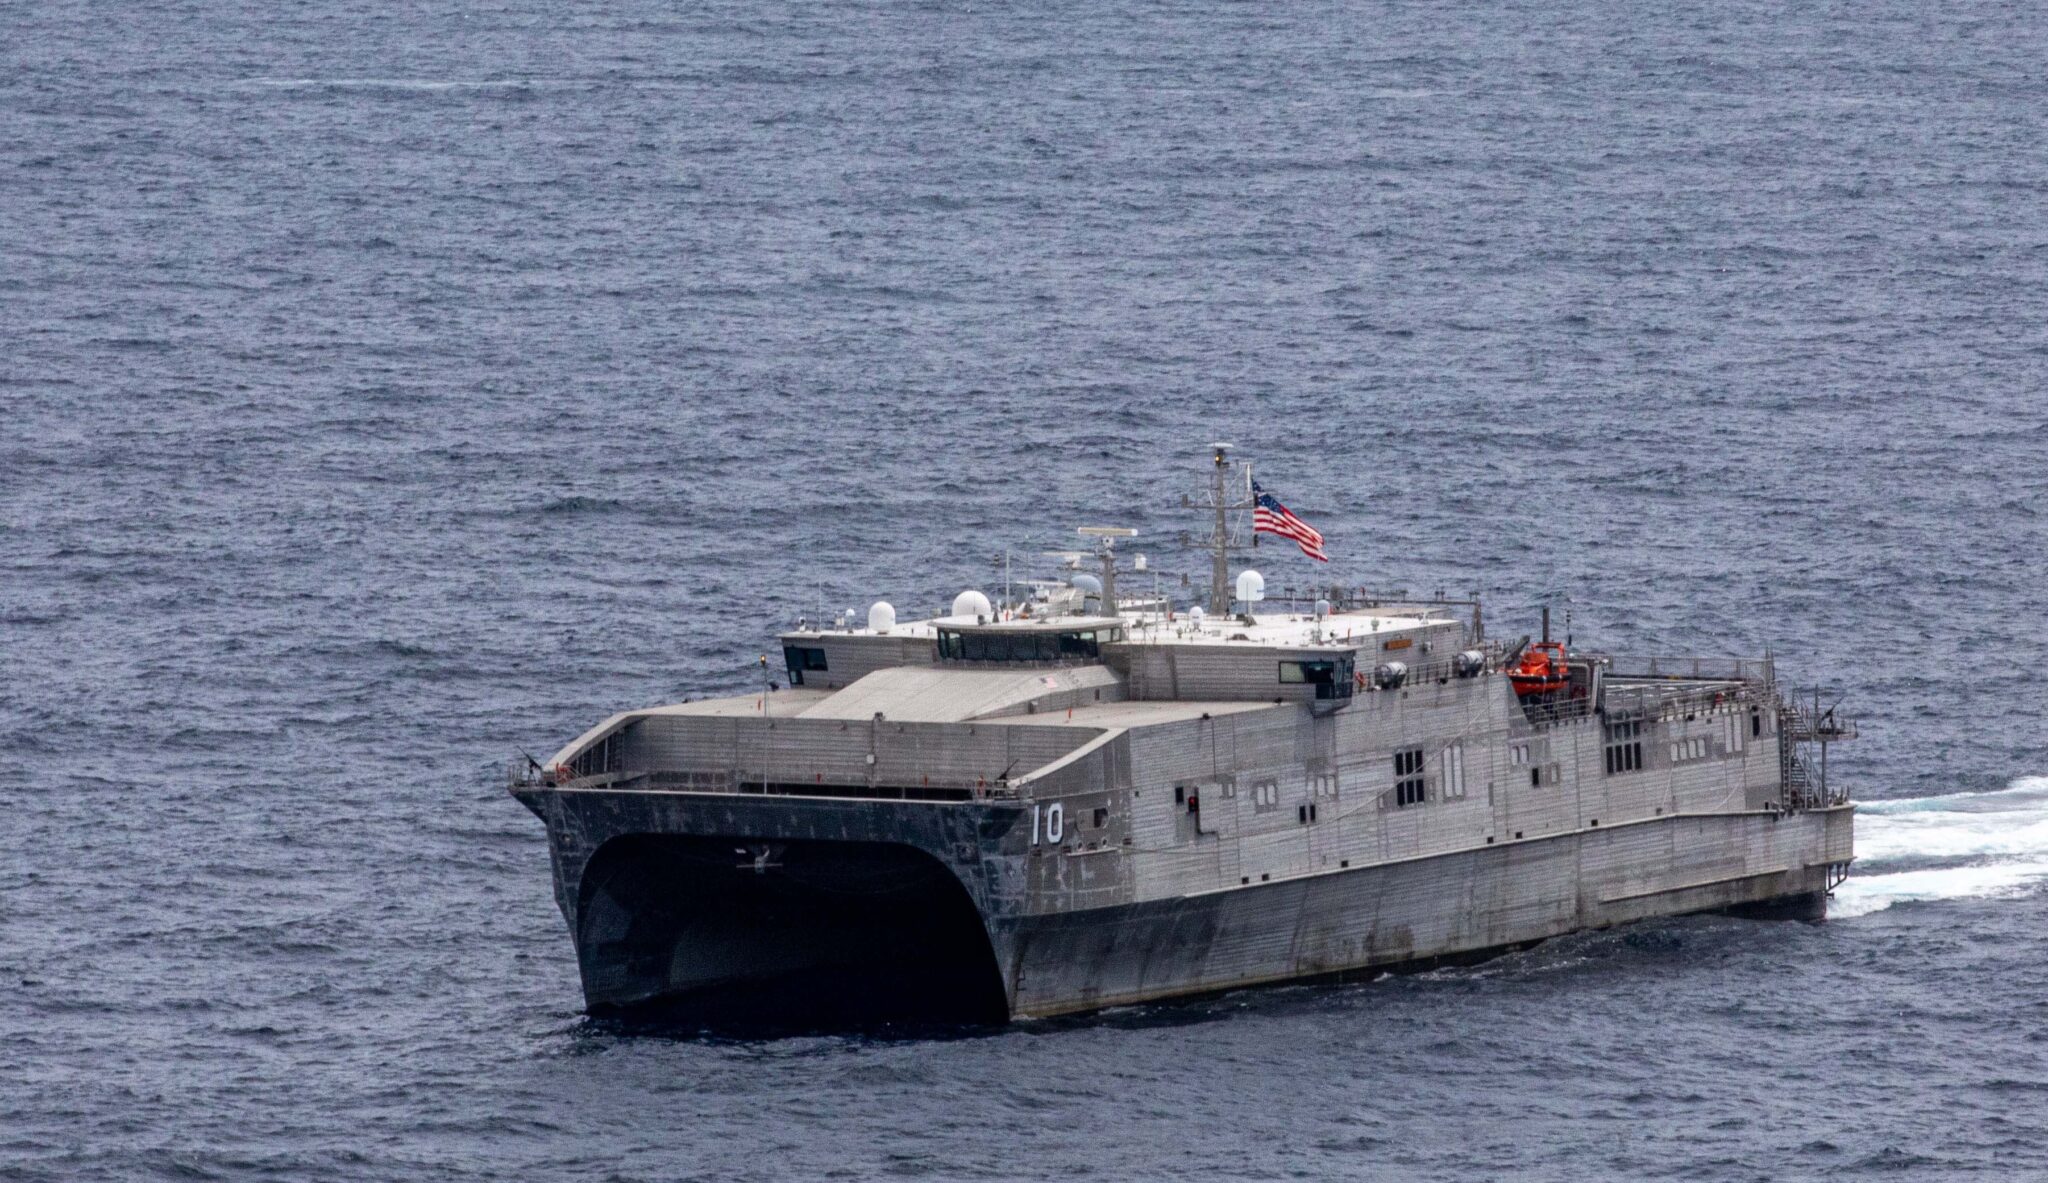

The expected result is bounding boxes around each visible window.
[1670,737,1708,763]
[1605,719,1644,775]
[1278,658,1355,700]
[1252,779,1280,812]
[1058,631,1101,658]
[1442,743,1466,799]
[782,645,828,685]
[1751,709,1763,739]
[1725,712,1746,753]
[1311,772,1338,799]
[1509,743,1530,766]
[1394,748,1426,807]
[942,628,1104,663]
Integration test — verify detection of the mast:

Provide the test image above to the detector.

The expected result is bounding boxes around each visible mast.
[1077,526,1136,617]
[1211,444,1232,616]
[1187,443,1254,616]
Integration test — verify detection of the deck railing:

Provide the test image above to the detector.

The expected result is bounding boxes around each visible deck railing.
[1602,654,1773,685]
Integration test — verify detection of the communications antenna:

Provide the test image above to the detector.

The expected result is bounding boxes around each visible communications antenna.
[1077,526,1136,614]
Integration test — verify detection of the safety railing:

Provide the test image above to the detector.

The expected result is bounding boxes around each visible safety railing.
[1602,678,1763,721]
[1602,654,1773,685]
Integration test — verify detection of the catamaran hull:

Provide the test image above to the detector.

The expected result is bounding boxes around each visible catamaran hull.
[516,787,1851,1023]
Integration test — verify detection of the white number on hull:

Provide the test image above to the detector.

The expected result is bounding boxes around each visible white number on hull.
[1032,802,1065,845]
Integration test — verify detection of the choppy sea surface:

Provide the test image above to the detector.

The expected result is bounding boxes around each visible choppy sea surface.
[5,0,2048,1178]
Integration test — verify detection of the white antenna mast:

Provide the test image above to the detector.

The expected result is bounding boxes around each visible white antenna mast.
[1077,526,1136,615]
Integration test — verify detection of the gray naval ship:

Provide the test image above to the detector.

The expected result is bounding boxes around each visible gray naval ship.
[513,447,1856,1025]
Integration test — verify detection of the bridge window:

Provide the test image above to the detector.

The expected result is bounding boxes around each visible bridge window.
[782,646,828,685]
[1278,658,1355,700]
[1058,631,1100,658]
[939,628,1118,663]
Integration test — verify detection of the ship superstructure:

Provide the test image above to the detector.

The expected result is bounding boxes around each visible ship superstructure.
[512,448,1855,1024]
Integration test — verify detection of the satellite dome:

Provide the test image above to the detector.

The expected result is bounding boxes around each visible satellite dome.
[1189,605,1206,630]
[952,590,993,620]
[867,601,896,634]
[1069,573,1102,597]
[1236,569,1266,604]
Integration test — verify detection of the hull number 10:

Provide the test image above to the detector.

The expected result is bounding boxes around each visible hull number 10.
[1031,802,1064,846]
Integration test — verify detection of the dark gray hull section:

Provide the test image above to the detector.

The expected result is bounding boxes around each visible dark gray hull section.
[515,786,1027,1022]
[516,786,1849,1022]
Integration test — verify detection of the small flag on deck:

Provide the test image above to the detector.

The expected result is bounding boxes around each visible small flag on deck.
[1252,481,1329,563]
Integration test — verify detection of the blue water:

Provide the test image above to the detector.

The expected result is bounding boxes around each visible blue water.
[5,0,2048,1177]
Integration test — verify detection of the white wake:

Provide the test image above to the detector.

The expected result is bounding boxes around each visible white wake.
[1832,776,2048,918]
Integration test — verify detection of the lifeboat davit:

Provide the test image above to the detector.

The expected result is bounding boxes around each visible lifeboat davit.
[1507,641,1570,698]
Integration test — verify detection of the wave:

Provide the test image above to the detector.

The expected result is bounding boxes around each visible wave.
[1832,777,2048,918]
[537,495,627,515]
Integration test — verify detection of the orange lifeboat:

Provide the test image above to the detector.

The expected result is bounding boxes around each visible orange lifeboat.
[1507,641,1570,698]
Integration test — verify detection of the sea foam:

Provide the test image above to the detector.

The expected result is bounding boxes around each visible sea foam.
[1832,777,2048,918]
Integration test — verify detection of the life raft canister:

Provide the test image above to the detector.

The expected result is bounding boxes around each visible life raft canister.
[1507,640,1570,698]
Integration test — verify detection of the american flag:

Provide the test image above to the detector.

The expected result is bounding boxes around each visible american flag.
[1252,481,1329,563]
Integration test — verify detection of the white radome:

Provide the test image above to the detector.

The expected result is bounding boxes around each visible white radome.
[952,590,993,619]
[867,601,896,633]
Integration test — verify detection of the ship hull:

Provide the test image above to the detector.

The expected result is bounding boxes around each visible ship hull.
[997,813,1842,1017]
[517,786,1850,1024]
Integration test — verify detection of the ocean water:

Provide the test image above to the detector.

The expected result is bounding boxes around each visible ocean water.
[4,0,2048,1178]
